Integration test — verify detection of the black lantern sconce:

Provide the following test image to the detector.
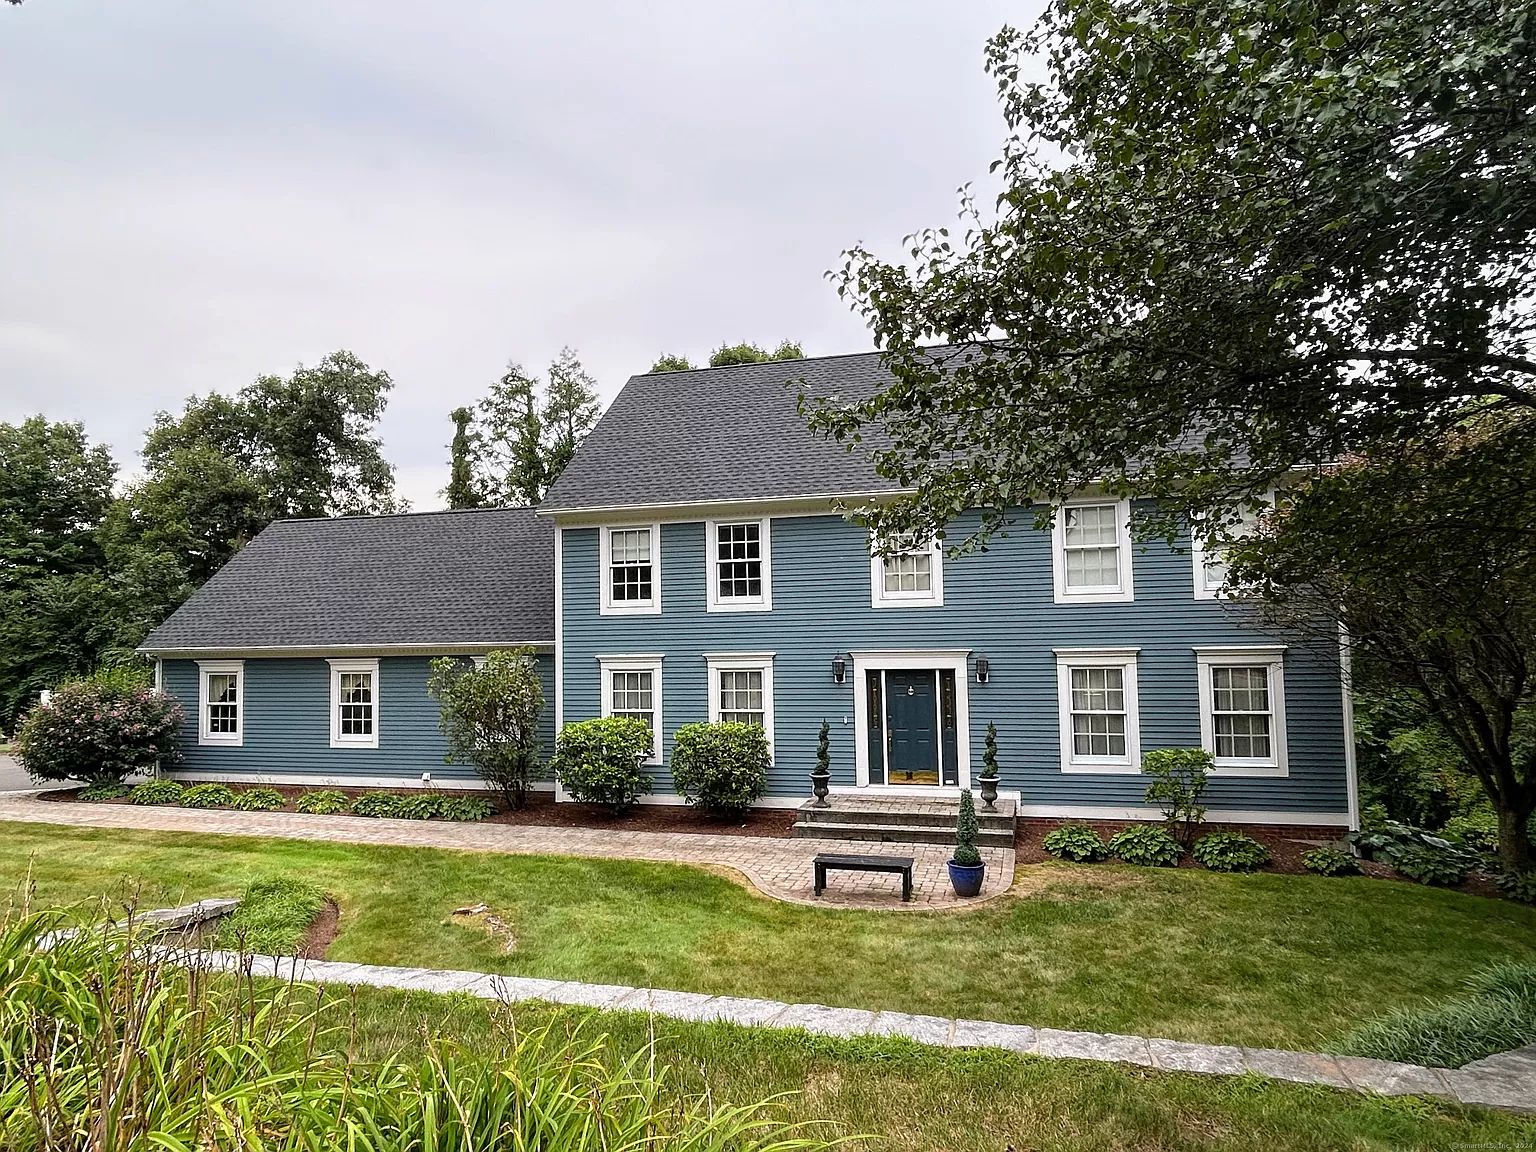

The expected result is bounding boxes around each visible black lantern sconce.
[831,653,848,684]
[975,654,990,684]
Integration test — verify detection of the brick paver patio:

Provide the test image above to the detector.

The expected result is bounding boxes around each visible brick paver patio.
[0,791,1012,910]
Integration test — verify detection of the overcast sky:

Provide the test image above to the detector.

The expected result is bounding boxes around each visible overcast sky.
[1,1,1037,509]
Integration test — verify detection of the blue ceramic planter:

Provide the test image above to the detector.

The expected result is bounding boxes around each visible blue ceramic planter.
[947,859,986,897]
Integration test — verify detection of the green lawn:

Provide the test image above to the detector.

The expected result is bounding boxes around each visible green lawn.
[4,821,1535,1050]
[327,985,1536,1152]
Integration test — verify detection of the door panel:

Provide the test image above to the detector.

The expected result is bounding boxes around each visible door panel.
[886,670,940,785]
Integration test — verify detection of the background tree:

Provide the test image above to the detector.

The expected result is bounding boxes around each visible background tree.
[1228,416,1536,871]
[709,341,804,367]
[806,0,1536,547]
[0,417,114,594]
[647,353,693,373]
[444,407,483,510]
[456,349,602,506]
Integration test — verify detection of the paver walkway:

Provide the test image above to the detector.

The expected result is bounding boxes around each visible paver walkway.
[181,944,1532,1115]
[0,791,1012,909]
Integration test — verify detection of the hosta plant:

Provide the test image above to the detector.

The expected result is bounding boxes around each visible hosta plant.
[77,782,131,802]
[296,789,351,815]
[1042,822,1110,862]
[1494,868,1536,905]
[129,779,183,806]
[180,782,236,809]
[1108,825,1182,867]
[1394,845,1471,887]
[1302,847,1361,877]
[351,791,404,818]
[1192,832,1271,873]
[439,795,496,822]
[394,793,447,820]
[230,788,285,812]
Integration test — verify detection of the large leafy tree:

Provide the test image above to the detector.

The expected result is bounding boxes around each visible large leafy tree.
[1230,415,1536,870]
[444,407,484,510]
[807,0,1536,545]
[0,417,114,594]
[120,350,402,578]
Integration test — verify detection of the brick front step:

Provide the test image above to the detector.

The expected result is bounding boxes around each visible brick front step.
[797,806,1015,832]
[791,820,1015,848]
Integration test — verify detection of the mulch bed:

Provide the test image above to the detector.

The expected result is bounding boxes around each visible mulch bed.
[298,899,340,960]
[37,783,797,839]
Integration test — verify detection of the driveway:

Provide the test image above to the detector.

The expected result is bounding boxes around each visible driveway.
[0,753,32,792]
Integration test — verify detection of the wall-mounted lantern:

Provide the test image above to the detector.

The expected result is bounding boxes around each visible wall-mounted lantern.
[832,654,848,684]
[975,654,990,684]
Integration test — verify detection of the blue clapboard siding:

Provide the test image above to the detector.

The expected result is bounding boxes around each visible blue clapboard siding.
[560,511,1349,815]
[163,653,557,785]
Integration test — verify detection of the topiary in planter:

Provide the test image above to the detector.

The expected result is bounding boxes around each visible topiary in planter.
[295,789,351,815]
[1192,831,1271,873]
[952,790,983,867]
[351,791,404,818]
[551,717,655,815]
[1302,847,1361,876]
[1108,824,1183,867]
[1042,822,1110,862]
[181,783,237,809]
[670,721,770,815]
[129,780,184,807]
[230,788,285,812]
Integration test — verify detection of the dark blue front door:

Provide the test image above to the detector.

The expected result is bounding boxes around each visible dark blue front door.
[885,670,940,785]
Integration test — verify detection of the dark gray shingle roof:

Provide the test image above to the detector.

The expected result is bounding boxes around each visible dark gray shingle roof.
[140,507,554,651]
[540,350,902,512]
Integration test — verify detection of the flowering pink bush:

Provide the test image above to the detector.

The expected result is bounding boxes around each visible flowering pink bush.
[15,680,182,785]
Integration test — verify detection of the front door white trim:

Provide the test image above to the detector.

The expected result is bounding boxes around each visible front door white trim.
[849,649,972,790]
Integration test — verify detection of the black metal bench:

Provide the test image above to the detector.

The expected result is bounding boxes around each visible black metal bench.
[812,852,915,901]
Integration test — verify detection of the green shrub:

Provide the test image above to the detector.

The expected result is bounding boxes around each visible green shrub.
[230,787,285,812]
[1302,847,1361,876]
[439,795,496,822]
[552,717,655,815]
[129,779,183,806]
[1336,962,1536,1068]
[180,782,236,809]
[1441,809,1500,854]
[952,789,982,867]
[427,648,545,809]
[1108,824,1183,867]
[670,722,770,814]
[216,876,327,955]
[15,678,183,786]
[1141,748,1211,847]
[1494,868,1536,904]
[1394,845,1470,887]
[351,791,404,818]
[393,793,446,820]
[1042,822,1110,862]
[1192,831,1271,873]
[76,781,130,802]
[295,789,351,815]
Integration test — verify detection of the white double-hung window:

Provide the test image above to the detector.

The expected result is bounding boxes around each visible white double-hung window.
[706,519,772,611]
[600,525,661,615]
[1052,499,1133,603]
[870,534,944,608]
[599,655,663,763]
[1055,648,1141,773]
[705,652,775,758]
[197,659,244,746]
[1196,647,1288,775]
[1192,499,1269,599]
[328,658,379,749]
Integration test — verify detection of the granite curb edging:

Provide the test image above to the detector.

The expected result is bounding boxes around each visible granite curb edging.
[184,949,1533,1115]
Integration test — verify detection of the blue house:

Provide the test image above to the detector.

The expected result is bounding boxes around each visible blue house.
[142,350,1358,830]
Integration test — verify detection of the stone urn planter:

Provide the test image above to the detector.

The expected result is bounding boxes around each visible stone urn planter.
[977,722,1002,812]
[809,719,832,807]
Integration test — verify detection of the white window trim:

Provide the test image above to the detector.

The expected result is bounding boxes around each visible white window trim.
[1192,495,1272,600]
[599,523,662,616]
[1051,498,1134,604]
[869,536,945,609]
[598,654,664,765]
[327,658,380,750]
[705,518,773,612]
[704,652,775,760]
[196,659,244,747]
[1054,647,1142,774]
[1195,646,1289,776]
